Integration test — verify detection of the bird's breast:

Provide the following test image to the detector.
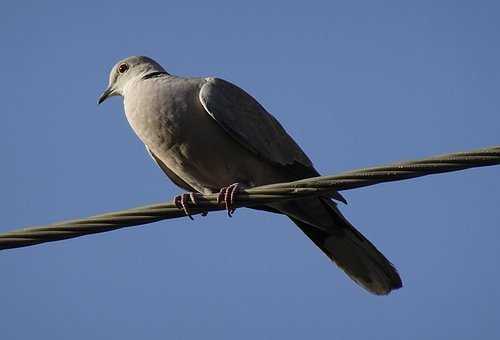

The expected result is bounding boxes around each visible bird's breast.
[123,80,194,151]
[122,78,284,193]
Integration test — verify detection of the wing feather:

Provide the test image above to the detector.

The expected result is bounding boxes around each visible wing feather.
[199,77,313,168]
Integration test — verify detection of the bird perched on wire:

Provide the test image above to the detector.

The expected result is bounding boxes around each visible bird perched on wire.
[99,56,402,295]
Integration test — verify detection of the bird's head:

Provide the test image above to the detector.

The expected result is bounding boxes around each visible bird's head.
[98,56,167,104]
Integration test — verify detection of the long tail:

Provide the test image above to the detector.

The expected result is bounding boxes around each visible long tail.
[273,198,402,295]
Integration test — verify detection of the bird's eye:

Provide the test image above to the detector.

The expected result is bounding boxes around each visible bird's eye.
[118,63,129,74]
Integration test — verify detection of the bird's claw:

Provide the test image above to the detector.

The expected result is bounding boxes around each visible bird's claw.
[217,183,241,217]
[174,192,206,220]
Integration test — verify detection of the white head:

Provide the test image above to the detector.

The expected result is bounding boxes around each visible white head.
[98,56,167,104]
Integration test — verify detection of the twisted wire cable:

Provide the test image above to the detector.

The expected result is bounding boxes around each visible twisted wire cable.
[1,146,498,251]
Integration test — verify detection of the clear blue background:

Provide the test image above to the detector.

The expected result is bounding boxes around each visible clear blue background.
[1,1,499,339]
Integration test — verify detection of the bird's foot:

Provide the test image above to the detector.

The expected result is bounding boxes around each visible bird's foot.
[173,192,207,220]
[217,183,242,217]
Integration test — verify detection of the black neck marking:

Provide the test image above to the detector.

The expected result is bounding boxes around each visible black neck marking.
[142,71,168,80]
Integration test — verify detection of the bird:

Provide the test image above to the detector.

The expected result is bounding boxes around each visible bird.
[98,56,402,295]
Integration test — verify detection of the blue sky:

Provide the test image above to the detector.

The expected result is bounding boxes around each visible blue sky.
[1,1,499,339]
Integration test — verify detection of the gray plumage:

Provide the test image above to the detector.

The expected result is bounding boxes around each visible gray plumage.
[99,56,402,295]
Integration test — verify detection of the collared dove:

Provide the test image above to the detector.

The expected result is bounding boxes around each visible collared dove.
[99,56,402,295]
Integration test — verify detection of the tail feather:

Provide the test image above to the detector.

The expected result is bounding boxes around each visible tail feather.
[278,198,402,295]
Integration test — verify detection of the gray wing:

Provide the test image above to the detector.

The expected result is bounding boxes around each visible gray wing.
[199,77,314,169]
[199,77,347,204]
[145,147,196,192]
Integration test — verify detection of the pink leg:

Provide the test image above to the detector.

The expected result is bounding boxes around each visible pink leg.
[216,183,241,217]
[173,192,207,220]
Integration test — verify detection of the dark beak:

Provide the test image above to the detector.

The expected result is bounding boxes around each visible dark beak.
[98,87,113,105]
